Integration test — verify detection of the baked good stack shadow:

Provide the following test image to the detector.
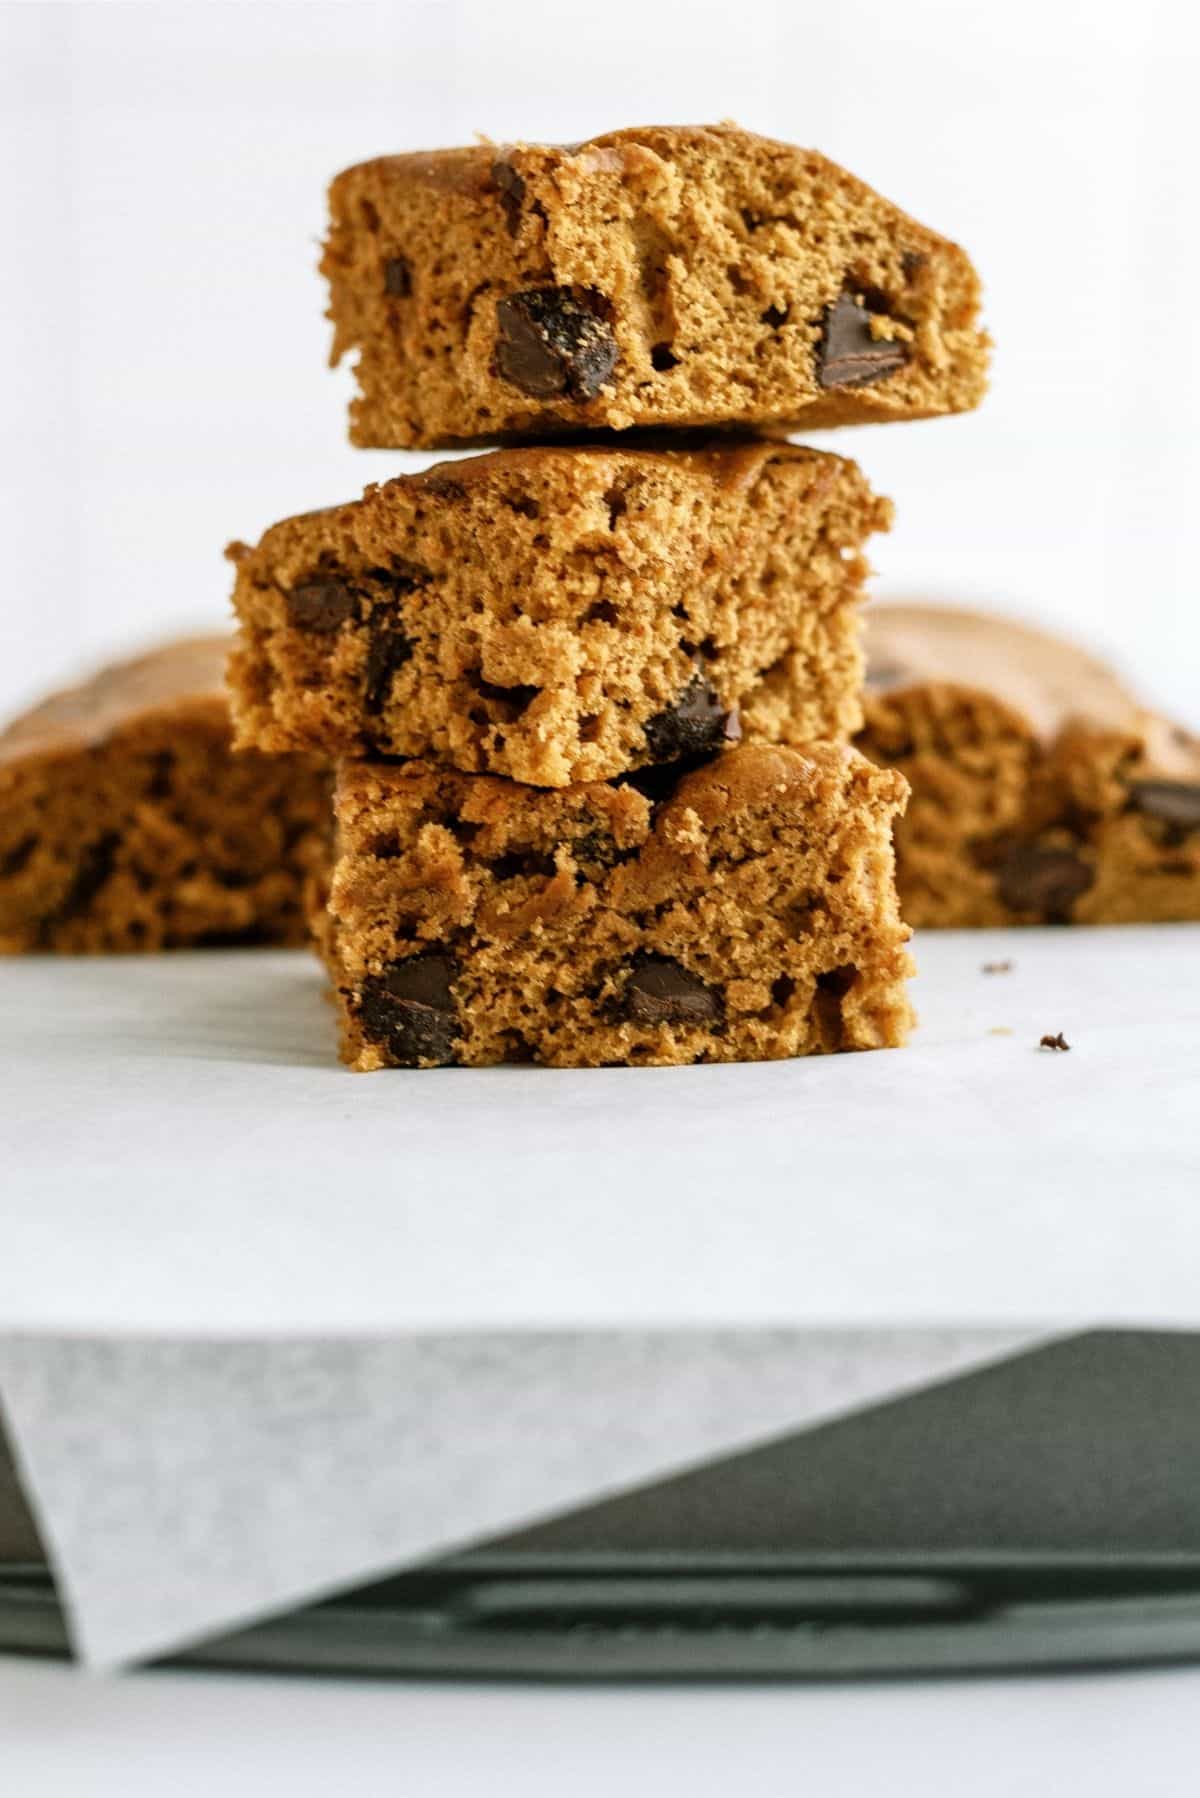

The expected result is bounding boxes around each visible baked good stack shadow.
[226,124,989,1068]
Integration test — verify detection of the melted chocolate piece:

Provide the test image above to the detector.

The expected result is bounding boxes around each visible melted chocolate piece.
[1,834,36,878]
[495,288,619,402]
[491,159,525,235]
[995,843,1095,918]
[572,827,631,870]
[358,953,457,1066]
[384,257,412,298]
[643,673,735,764]
[363,627,415,714]
[286,578,358,633]
[816,293,908,389]
[623,956,720,1025]
[44,833,120,933]
[1129,780,1200,831]
[377,558,432,592]
[423,475,465,501]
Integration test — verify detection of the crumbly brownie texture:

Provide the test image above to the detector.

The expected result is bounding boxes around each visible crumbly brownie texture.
[320,743,913,1070]
[227,440,889,787]
[857,605,1200,927]
[0,639,329,953]
[322,123,989,447]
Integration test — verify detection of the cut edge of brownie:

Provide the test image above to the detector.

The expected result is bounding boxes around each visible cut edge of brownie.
[227,441,890,787]
[318,742,914,1069]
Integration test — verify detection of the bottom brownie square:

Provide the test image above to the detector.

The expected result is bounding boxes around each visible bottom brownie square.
[320,743,914,1069]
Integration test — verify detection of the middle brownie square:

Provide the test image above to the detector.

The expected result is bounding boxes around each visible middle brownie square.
[227,440,890,788]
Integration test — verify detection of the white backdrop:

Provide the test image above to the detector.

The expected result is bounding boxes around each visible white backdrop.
[1,0,1198,725]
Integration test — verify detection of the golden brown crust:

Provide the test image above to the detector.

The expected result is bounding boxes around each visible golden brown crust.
[321,123,989,447]
[322,742,914,1070]
[863,604,1146,742]
[227,440,889,787]
[0,638,230,767]
[0,640,330,954]
[857,605,1200,927]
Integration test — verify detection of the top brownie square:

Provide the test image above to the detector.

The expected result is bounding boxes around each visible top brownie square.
[321,123,988,448]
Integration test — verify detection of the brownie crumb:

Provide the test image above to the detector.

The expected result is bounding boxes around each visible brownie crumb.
[1039,1031,1070,1052]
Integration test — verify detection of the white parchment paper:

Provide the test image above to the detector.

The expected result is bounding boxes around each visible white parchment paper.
[1,927,1196,1669]
[0,1328,1039,1670]
[2,929,1198,1334]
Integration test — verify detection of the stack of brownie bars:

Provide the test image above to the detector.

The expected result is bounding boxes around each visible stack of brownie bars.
[223,125,988,1069]
[6,126,1193,1053]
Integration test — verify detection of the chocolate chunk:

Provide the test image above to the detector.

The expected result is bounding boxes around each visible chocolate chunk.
[1128,780,1200,831]
[491,158,525,235]
[363,626,414,714]
[816,293,908,389]
[377,557,431,592]
[495,288,619,402]
[286,578,358,633]
[1,834,36,878]
[423,476,465,501]
[643,673,734,764]
[147,750,174,800]
[1039,1031,1070,1052]
[384,257,412,298]
[995,843,1094,918]
[624,957,720,1025]
[358,953,457,1066]
[56,833,120,921]
[572,828,631,870]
